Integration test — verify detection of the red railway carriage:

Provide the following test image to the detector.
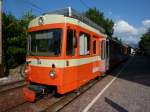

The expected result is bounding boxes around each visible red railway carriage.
[108,38,129,70]
[23,7,109,102]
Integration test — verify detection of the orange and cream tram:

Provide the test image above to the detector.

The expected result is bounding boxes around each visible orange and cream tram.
[23,7,127,102]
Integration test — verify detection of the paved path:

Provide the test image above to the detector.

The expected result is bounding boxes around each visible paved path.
[60,56,150,112]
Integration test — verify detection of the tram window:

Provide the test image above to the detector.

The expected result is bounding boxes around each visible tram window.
[101,40,105,60]
[80,32,90,55]
[66,29,76,55]
[93,40,96,54]
[29,28,62,56]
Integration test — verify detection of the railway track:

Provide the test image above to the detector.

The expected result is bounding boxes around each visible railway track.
[45,77,102,112]
[7,76,103,112]
[0,79,27,93]
[14,76,102,112]
[0,79,28,112]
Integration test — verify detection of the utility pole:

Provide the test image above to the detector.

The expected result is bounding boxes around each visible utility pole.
[0,0,3,77]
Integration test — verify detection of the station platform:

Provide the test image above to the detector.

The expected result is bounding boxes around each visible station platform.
[59,56,150,112]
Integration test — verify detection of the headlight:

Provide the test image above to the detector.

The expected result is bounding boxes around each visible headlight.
[49,71,56,78]
[38,16,44,25]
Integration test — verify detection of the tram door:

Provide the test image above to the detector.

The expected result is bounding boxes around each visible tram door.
[106,39,109,71]
[100,39,109,72]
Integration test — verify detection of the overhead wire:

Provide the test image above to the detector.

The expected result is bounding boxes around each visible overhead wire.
[26,0,46,12]
[21,0,46,13]
[79,0,91,9]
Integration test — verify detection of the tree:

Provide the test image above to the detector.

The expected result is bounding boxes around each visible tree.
[139,28,150,55]
[2,11,35,69]
[85,8,114,37]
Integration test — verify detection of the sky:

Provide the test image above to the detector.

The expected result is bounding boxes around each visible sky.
[3,0,150,47]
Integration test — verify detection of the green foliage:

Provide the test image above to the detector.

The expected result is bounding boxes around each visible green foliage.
[85,8,114,37]
[139,28,150,55]
[2,11,35,68]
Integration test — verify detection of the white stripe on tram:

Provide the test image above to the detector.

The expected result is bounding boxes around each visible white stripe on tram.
[27,56,102,68]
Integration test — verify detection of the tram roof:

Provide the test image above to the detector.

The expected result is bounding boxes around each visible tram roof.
[43,7,105,34]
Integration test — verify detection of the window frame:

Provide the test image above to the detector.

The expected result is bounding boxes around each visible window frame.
[79,32,91,56]
[93,36,97,55]
[66,29,77,56]
[28,28,63,56]
[101,40,106,60]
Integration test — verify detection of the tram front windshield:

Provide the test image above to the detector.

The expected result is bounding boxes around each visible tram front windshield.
[29,28,62,56]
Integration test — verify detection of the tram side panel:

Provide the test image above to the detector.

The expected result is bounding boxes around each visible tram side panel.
[73,27,105,90]
[57,25,104,94]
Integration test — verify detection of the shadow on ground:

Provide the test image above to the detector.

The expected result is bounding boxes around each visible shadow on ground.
[111,55,150,87]
[105,97,128,112]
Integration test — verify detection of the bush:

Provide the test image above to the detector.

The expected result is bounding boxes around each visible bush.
[2,11,34,69]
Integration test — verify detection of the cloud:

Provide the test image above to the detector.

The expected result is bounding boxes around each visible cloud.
[113,20,150,47]
[114,20,137,34]
[142,20,150,27]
